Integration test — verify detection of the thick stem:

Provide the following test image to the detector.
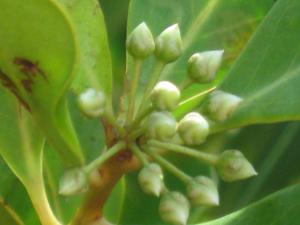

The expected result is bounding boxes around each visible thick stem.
[127,59,142,123]
[128,105,154,132]
[84,141,125,174]
[69,149,141,225]
[147,149,191,183]
[148,140,219,165]
[129,144,149,166]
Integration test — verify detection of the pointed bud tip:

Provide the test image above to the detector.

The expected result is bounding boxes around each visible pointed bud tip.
[187,50,224,83]
[206,90,243,122]
[138,163,164,197]
[126,21,155,58]
[155,24,182,63]
[217,150,257,182]
[186,176,219,207]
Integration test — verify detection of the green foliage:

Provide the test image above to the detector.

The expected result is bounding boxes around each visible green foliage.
[0,0,300,225]
[213,0,300,132]
[199,184,300,225]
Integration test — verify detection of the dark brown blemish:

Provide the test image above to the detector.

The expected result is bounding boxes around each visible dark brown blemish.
[14,57,47,81]
[21,78,34,92]
[0,69,30,111]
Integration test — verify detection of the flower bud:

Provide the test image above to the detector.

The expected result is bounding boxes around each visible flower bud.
[150,81,180,111]
[138,163,164,196]
[206,90,242,122]
[155,24,182,63]
[186,176,219,206]
[78,88,106,118]
[187,50,224,83]
[59,168,88,196]
[159,191,190,225]
[216,150,257,182]
[145,112,177,141]
[126,22,155,59]
[178,112,209,145]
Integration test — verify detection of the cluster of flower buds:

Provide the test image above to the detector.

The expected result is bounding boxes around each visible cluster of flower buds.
[72,22,254,225]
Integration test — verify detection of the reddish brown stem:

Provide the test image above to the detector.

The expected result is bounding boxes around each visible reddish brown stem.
[69,148,140,225]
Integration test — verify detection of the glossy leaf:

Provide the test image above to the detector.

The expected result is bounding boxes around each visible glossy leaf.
[58,0,113,96]
[0,0,84,167]
[0,88,60,225]
[199,184,300,225]
[213,0,300,132]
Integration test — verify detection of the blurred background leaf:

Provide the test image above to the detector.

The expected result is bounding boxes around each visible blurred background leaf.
[213,0,300,132]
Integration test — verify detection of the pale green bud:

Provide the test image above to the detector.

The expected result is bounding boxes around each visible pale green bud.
[138,163,164,196]
[187,50,224,83]
[78,88,106,118]
[178,112,209,145]
[155,24,182,63]
[145,112,177,141]
[207,90,243,122]
[186,176,219,206]
[59,168,88,196]
[159,191,190,225]
[216,150,257,182]
[126,22,155,59]
[150,81,180,111]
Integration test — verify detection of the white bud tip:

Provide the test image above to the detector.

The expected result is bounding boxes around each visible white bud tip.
[151,81,181,111]
[59,168,88,196]
[78,88,106,118]
[178,112,209,145]
[145,112,177,141]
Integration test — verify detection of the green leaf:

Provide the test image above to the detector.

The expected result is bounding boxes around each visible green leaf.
[0,88,60,225]
[0,198,24,225]
[213,0,300,132]
[0,0,84,167]
[57,0,113,96]
[198,184,300,225]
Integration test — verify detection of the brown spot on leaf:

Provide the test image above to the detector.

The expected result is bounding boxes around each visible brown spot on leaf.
[14,57,47,80]
[0,69,30,111]
[21,78,34,92]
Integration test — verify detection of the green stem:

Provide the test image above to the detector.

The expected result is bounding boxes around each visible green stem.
[128,127,146,141]
[128,105,154,131]
[137,61,165,114]
[103,111,125,137]
[148,140,219,165]
[146,149,191,183]
[84,141,125,174]
[129,144,149,166]
[127,59,142,123]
